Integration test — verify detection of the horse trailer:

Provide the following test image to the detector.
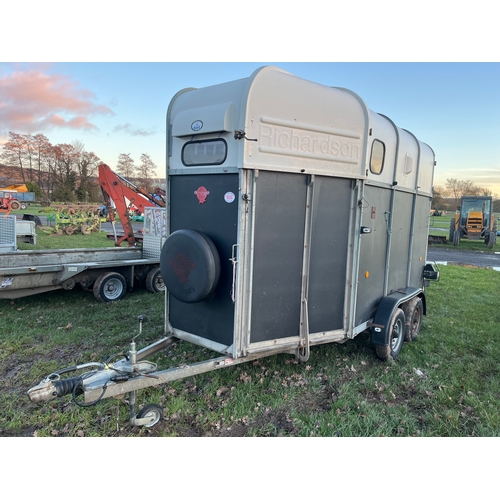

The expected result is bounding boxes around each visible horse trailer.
[28,66,439,427]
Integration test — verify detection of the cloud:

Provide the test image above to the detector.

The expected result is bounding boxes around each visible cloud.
[113,122,156,136]
[0,69,114,133]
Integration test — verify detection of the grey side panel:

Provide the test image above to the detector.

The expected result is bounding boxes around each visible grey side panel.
[388,191,413,293]
[355,185,390,324]
[168,174,239,347]
[409,195,431,287]
[308,177,352,332]
[250,171,307,343]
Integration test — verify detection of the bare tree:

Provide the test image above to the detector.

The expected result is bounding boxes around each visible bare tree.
[76,150,101,202]
[32,133,52,189]
[0,132,28,182]
[137,153,157,190]
[116,153,136,179]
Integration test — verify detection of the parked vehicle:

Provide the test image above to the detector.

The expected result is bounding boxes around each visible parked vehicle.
[28,66,439,427]
[449,195,497,248]
[0,185,36,209]
[0,207,166,301]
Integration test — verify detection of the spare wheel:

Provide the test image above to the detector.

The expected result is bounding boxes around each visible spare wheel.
[161,229,221,303]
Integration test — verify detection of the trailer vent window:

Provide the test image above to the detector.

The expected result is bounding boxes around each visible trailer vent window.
[370,140,385,175]
[404,153,413,176]
[182,139,227,166]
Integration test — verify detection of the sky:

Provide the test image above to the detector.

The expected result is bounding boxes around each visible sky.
[1,61,498,195]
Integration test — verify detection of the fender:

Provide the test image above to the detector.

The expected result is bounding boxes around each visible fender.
[370,287,426,346]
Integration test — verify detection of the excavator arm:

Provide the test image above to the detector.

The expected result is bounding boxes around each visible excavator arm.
[98,163,165,246]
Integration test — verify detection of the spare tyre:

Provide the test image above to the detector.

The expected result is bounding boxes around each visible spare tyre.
[161,229,221,303]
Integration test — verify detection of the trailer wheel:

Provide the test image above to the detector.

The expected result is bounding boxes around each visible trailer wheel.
[401,297,423,342]
[452,229,460,246]
[375,308,405,361]
[136,404,163,428]
[161,229,221,303]
[20,203,27,210]
[146,267,165,293]
[93,272,127,302]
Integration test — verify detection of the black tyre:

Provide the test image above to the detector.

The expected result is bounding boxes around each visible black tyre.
[136,404,163,428]
[401,297,423,342]
[20,203,27,210]
[10,200,20,210]
[375,308,406,361]
[93,272,127,302]
[160,229,221,303]
[453,229,460,246]
[146,267,165,293]
[487,221,497,249]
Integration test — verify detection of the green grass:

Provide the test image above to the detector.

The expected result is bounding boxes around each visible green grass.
[17,227,122,250]
[1,265,499,437]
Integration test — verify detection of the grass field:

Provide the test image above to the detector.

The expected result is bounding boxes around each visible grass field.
[1,263,499,438]
[2,210,499,438]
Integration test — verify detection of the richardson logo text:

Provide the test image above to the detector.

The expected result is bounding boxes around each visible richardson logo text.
[259,124,360,160]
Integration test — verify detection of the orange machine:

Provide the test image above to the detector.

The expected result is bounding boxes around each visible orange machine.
[98,163,165,246]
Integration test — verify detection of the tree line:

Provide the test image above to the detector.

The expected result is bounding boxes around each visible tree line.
[432,178,499,211]
[0,132,160,203]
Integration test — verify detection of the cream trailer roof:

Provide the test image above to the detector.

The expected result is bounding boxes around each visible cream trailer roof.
[168,66,434,191]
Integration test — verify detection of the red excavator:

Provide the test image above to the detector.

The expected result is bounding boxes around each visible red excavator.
[98,163,165,246]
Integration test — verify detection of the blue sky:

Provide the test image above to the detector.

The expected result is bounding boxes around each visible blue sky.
[1,62,499,194]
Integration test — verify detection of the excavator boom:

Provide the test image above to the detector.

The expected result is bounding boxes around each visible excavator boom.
[98,163,165,246]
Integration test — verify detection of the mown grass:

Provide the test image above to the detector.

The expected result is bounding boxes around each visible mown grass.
[1,265,499,437]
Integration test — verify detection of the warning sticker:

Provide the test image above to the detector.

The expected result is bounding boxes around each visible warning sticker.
[224,192,236,203]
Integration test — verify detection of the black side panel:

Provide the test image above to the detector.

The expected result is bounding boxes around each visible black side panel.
[168,174,239,347]
[308,177,352,332]
[250,171,307,343]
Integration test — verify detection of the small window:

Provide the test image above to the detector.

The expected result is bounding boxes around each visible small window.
[182,139,227,166]
[403,153,413,176]
[370,140,385,175]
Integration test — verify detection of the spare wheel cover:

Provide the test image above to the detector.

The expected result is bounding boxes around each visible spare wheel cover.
[161,229,221,303]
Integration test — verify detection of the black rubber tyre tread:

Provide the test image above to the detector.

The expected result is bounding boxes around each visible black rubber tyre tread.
[93,272,127,302]
[453,229,460,246]
[375,308,406,361]
[145,267,165,293]
[137,404,163,428]
[10,200,21,210]
[486,221,497,249]
[401,297,423,342]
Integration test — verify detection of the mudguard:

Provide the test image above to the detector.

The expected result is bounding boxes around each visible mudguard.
[370,287,426,346]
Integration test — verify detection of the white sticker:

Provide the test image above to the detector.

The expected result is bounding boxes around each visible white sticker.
[224,192,236,203]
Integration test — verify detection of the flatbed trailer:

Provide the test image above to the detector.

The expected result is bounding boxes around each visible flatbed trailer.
[0,207,166,302]
[28,67,440,428]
